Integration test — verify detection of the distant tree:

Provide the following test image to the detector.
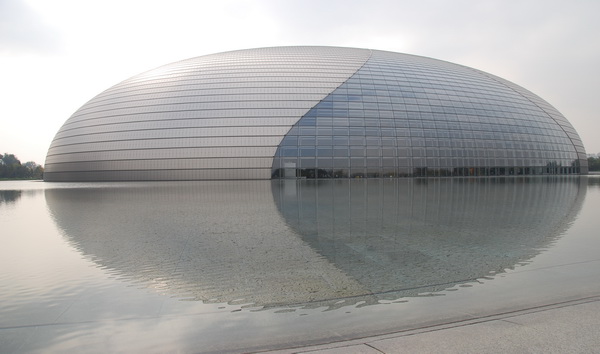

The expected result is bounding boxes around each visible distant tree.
[0,153,44,179]
[23,161,38,170]
[0,154,20,179]
[23,161,40,179]
[32,165,44,179]
[589,157,600,171]
[2,154,20,166]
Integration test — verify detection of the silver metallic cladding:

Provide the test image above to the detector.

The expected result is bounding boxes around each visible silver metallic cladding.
[45,47,371,181]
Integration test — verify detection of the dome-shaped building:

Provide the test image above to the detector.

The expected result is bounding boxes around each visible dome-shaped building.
[44,46,587,181]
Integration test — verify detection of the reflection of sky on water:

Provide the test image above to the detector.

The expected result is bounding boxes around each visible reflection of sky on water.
[44,177,586,310]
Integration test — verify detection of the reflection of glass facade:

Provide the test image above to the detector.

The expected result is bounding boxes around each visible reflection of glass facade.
[44,47,587,181]
[272,178,586,304]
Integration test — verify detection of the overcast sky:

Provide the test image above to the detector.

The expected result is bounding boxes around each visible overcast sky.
[1,0,599,165]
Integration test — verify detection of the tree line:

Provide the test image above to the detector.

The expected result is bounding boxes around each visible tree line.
[0,152,598,179]
[0,153,44,180]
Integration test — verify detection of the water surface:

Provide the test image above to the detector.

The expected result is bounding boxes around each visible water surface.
[1,177,599,352]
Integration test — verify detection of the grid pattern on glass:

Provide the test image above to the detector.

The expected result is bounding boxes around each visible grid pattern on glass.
[479,70,588,171]
[44,47,587,181]
[272,50,587,178]
[45,47,371,181]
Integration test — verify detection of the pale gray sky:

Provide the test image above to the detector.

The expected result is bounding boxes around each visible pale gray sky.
[1,0,599,164]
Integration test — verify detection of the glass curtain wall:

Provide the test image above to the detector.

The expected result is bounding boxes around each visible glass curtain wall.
[272,51,585,178]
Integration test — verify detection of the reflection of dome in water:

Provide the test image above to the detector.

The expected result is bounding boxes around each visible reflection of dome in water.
[45,182,366,307]
[272,177,587,303]
[44,46,587,181]
[45,178,585,310]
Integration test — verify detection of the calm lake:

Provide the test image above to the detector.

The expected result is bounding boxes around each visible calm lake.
[1,176,599,352]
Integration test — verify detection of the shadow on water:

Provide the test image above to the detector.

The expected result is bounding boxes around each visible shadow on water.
[45,177,586,311]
